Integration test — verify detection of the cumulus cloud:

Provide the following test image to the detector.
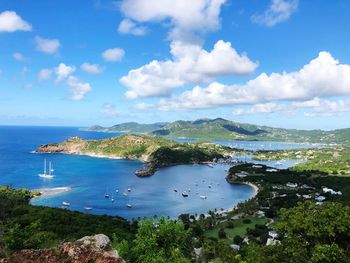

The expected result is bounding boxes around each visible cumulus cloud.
[102,48,125,62]
[54,63,76,82]
[101,103,120,117]
[81,62,104,74]
[0,11,32,32]
[13,52,25,61]
[120,0,226,42]
[66,76,92,100]
[252,0,298,27]
[118,19,146,36]
[121,40,257,99]
[157,52,350,110]
[35,36,60,54]
[38,68,52,81]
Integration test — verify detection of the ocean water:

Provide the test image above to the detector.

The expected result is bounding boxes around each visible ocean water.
[0,126,311,220]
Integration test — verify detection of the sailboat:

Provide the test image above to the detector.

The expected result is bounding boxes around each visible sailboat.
[38,159,54,179]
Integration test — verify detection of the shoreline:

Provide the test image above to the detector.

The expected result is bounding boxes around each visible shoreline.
[214,182,259,216]
[31,186,72,199]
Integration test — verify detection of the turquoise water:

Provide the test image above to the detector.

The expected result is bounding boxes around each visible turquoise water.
[0,126,311,219]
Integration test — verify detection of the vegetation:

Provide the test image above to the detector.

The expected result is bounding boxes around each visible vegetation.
[114,217,191,263]
[37,134,239,176]
[253,146,350,175]
[0,186,134,257]
[82,118,350,143]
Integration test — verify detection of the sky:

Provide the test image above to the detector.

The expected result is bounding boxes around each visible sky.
[0,0,350,130]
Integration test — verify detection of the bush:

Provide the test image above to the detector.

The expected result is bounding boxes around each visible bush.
[243,218,252,224]
[218,228,226,239]
[227,221,235,229]
[233,235,243,244]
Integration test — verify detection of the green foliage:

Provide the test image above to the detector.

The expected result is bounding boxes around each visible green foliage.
[311,244,348,263]
[116,217,191,263]
[0,187,133,256]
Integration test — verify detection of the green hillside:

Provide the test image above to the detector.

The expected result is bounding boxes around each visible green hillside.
[82,118,350,144]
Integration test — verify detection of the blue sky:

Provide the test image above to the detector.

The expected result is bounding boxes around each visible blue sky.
[0,0,350,130]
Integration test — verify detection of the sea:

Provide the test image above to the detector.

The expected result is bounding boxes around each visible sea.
[0,126,314,220]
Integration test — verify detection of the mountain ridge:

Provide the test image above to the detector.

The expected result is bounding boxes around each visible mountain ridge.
[81,118,350,144]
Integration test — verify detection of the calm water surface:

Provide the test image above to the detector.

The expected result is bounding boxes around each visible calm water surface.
[0,126,312,219]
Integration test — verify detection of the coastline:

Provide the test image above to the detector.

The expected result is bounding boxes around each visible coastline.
[31,186,72,199]
[215,181,259,216]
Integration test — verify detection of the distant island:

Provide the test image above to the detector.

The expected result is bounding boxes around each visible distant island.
[36,134,241,176]
[81,118,350,144]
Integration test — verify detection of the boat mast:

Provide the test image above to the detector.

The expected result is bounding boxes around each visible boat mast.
[44,159,47,174]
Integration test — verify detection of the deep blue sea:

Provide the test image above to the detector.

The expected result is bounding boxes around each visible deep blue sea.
[0,126,312,220]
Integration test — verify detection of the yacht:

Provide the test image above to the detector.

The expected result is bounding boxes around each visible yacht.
[127,204,132,208]
[182,191,189,197]
[200,195,207,200]
[104,193,110,198]
[38,159,54,179]
[127,188,132,192]
[84,207,93,211]
[62,201,70,206]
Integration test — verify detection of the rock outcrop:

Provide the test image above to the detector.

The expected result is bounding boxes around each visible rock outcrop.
[1,234,125,263]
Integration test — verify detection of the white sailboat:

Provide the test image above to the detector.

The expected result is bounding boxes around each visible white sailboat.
[38,159,54,179]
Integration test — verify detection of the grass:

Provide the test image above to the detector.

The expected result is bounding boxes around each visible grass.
[204,216,268,244]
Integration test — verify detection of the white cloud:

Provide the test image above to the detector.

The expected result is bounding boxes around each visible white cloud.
[101,103,120,117]
[54,63,76,82]
[252,0,298,27]
[102,48,125,62]
[121,40,257,99]
[35,36,60,54]
[120,0,226,42]
[233,103,292,115]
[38,68,52,81]
[297,98,350,117]
[13,52,25,61]
[157,52,350,110]
[81,63,104,74]
[134,102,155,111]
[118,19,146,36]
[66,76,92,100]
[0,11,32,32]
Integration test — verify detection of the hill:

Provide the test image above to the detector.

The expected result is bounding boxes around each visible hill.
[36,134,236,176]
[82,118,350,144]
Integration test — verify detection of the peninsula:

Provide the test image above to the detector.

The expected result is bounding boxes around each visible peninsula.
[36,134,240,176]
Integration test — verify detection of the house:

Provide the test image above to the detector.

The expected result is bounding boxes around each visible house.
[252,164,263,168]
[230,244,240,251]
[286,182,298,188]
[323,187,342,195]
[266,168,278,172]
[302,194,311,199]
[235,171,249,178]
[315,195,326,202]
[256,210,265,218]
[269,231,278,239]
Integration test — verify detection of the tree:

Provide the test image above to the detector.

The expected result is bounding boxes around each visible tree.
[311,244,348,263]
[117,217,191,263]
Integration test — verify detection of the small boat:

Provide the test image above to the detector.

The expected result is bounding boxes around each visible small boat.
[123,192,128,197]
[182,191,189,197]
[84,206,93,211]
[127,204,132,208]
[115,189,119,193]
[62,201,70,206]
[188,188,191,192]
[207,163,214,168]
[104,193,110,198]
[208,185,212,188]
[127,188,131,192]
[174,189,178,192]
[200,195,207,200]
[111,194,115,202]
